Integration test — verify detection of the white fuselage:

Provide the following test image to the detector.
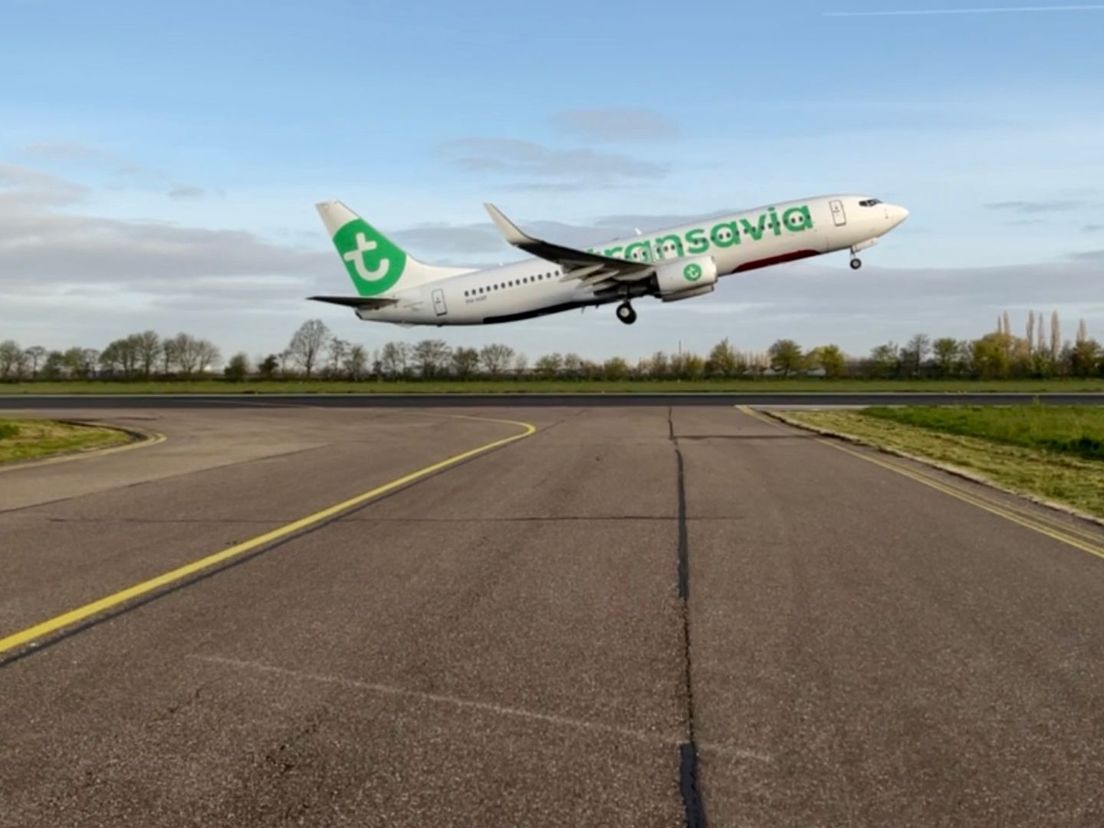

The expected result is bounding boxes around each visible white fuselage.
[356,194,907,326]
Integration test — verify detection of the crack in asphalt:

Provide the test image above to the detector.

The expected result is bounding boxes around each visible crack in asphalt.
[669,408,706,828]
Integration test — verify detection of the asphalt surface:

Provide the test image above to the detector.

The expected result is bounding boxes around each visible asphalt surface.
[2,405,1103,826]
[2,391,1104,409]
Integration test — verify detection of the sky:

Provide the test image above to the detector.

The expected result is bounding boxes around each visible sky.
[1,0,1103,361]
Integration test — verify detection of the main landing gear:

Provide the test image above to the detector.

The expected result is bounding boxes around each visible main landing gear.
[616,301,637,325]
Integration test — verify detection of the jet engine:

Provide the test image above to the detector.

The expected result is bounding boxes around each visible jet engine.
[655,255,718,298]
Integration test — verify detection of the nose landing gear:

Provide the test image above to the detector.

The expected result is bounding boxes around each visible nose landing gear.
[616,301,637,325]
[850,257,863,270]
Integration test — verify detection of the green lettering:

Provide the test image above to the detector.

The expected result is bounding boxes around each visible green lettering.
[709,221,741,248]
[654,233,684,259]
[624,241,653,263]
[685,227,709,254]
[782,205,813,232]
[603,246,624,258]
[768,207,782,236]
[740,214,768,241]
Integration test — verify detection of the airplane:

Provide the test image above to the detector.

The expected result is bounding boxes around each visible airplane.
[310,194,909,326]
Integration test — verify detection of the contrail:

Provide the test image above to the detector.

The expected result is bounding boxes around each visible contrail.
[825,5,1104,17]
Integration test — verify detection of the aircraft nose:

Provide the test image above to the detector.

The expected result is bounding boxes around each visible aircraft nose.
[888,204,910,226]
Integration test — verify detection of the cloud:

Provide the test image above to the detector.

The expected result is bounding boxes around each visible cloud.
[21,142,116,163]
[1068,249,1104,261]
[392,223,504,256]
[167,184,206,199]
[0,164,329,301]
[0,165,338,354]
[442,138,666,184]
[0,163,89,210]
[984,199,1087,214]
[1083,224,1103,233]
[550,108,679,143]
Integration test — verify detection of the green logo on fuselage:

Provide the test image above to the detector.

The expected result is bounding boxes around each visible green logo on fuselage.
[683,263,703,282]
[333,219,407,296]
[590,204,814,263]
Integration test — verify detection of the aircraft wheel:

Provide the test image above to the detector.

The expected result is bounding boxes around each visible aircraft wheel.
[616,302,637,325]
[850,257,863,270]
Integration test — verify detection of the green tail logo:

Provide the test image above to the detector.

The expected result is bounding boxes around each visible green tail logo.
[334,219,407,296]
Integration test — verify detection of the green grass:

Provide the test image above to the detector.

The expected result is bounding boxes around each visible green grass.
[861,405,1104,461]
[0,418,133,464]
[780,407,1104,518]
[2,378,1104,395]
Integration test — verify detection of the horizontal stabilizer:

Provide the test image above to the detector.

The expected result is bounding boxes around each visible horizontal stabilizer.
[308,295,398,309]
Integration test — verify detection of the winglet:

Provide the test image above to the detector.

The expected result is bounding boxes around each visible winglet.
[484,202,532,246]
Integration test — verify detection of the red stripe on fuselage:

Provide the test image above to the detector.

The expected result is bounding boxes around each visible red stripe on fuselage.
[734,249,820,273]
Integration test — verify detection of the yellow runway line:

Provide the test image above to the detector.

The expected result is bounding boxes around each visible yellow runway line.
[734,405,1104,562]
[0,416,537,658]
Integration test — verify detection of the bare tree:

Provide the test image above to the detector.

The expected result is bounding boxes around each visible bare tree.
[23,345,47,379]
[327,337,349,378]
[194,339,221,375]
[479,343,515,377]
[171,333,200,377]
[1025,311,1035,354]
[1036,311,1047,354]
[344,344,368,380]
[288,319,331,379]
[161,338,178,375]
[1077,319,1089,345]
[450,347,480,378]
[380,341,411,377]
[80,349,99,379]
[101,337,141,379]
[412,339,452,378]
[134,330,161,379]
[902,333,931,377]
[1051,310,1062,361]
[0,340,23,380]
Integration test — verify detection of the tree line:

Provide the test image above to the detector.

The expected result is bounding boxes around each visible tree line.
[1,310,1101,382]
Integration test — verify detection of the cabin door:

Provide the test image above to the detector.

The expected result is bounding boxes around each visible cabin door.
[829,199,847,226]
[432,288,447,317]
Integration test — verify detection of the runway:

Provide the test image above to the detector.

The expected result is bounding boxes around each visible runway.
[3,390,1104,409]
[2,404,1103,826]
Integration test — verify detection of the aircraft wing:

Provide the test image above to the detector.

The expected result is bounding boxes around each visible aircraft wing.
[308,295,398,309]
[484,203,653,289]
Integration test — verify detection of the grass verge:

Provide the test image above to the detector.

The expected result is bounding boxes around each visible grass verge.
[0,418,134,465]
[777,407,1104,519]
[862,405,1104,460]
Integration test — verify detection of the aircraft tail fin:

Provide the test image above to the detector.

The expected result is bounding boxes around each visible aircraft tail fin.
[316,201,468,298]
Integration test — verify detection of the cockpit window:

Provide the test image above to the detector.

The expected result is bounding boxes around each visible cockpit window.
[859,198,883,207]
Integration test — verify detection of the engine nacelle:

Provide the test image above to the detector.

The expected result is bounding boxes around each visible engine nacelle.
[661,284,714,303]
[655,255,718,297]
